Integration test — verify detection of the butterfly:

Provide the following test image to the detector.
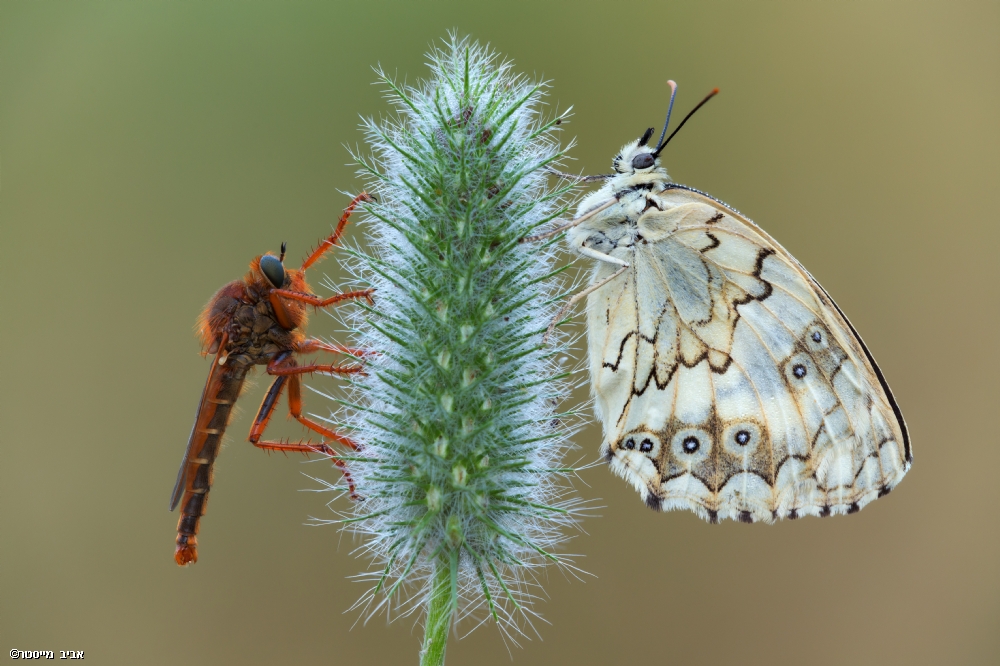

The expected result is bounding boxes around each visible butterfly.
[537,82,910,523]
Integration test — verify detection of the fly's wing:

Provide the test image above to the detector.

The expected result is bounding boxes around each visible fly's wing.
[588,186,910,523]
[169,352,226,511]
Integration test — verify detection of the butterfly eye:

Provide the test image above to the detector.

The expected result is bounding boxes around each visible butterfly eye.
[631,153,655,170]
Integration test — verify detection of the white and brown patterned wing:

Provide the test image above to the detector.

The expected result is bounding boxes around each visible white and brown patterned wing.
[589,187,910,523]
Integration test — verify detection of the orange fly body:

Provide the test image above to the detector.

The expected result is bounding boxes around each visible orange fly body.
[169,193,374,566]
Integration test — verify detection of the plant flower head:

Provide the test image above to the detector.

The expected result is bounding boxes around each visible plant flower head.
[328,35,589,658]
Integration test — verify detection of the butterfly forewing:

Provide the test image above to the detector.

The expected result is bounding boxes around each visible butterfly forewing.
[574,168,909,523]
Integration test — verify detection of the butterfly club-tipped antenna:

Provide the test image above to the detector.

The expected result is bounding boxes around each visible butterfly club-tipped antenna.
[654,80,679,151]
[652,84,720,158]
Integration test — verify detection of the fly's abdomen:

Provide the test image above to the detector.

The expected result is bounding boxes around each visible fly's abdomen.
[173,366,247,565]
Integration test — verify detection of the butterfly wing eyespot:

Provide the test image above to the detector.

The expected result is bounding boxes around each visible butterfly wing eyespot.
[613,432,661,459]
[669,429,712,465]
[721,421,764,460]
[607,431,663,503]
[579,175,910,524]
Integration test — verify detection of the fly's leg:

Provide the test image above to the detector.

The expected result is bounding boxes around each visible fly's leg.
[270,288,375,310]
[267,356,367,380]
[265,354,362,447]
[267,287,374,330]
[256,439,360,500]
[270,192,376,322]
[248,354,362,499]
[300,192,374,270]
[292,337,377,359]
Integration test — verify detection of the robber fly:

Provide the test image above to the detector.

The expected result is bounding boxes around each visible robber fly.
[169,193,374,566]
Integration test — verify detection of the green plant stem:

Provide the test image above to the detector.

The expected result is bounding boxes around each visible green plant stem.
[420,558,455,666]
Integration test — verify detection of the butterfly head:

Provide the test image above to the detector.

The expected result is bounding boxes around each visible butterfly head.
[609,129,670,187]
[608,84,720,187]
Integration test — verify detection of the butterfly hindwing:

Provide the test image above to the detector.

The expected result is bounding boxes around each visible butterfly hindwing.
[575,169,909,523]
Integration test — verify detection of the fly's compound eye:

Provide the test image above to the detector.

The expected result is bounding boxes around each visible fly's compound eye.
[631,152,655,170]
[260,254,286,288]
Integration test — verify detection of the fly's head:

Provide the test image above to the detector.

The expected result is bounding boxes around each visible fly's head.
[257,242,289,290]
[250,244,310,333]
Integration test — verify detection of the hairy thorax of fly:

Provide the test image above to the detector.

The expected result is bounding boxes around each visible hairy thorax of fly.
[197,256,309,370]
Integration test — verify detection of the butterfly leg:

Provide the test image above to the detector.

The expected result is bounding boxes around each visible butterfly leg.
[249,357,361,499]
[544,264,629,343]
[577,245,629,267]
[520,199,617,243]
[542,166,614,183]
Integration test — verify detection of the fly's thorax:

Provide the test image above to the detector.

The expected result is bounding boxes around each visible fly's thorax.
[247,265,311,328]
[214,268,307,366]
[223,299,294,365]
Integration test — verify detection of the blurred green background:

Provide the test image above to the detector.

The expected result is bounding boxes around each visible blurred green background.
[2,2,997,664]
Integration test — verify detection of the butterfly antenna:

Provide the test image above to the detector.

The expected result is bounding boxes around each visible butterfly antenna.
[653,87,720,158]
[654,80,679,151]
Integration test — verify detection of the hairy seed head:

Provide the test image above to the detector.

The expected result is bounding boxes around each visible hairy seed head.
[329,35,589,638]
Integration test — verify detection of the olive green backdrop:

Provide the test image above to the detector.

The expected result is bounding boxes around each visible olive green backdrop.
[2,2,997,664]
